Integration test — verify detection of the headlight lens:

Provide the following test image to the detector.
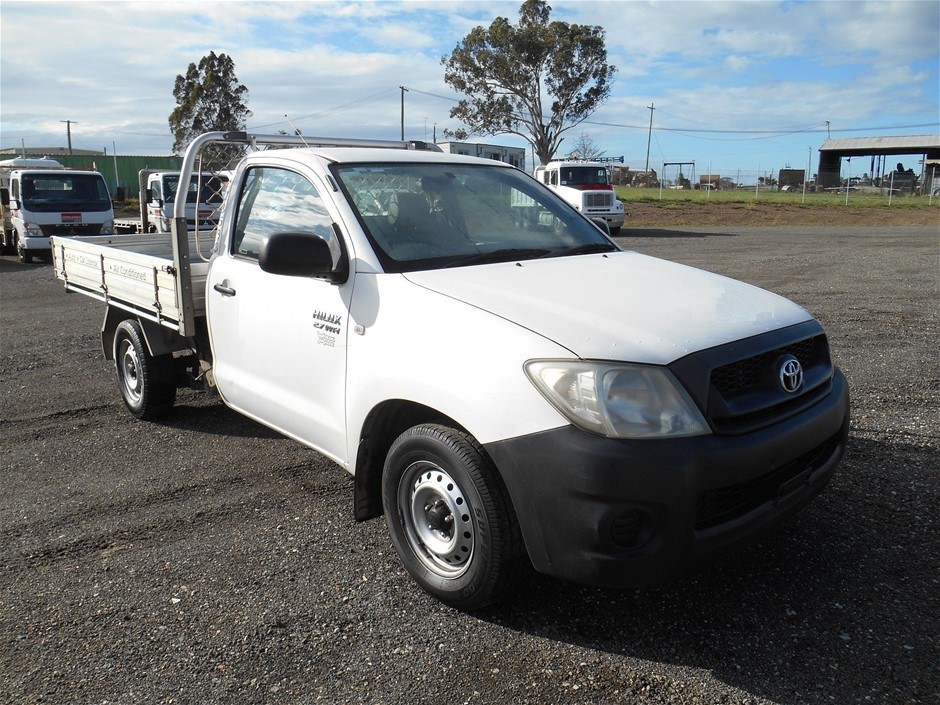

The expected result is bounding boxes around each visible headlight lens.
[525,360,710,438]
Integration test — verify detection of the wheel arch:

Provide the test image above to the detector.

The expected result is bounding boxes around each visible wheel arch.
[353,399,464,521]
[101,308,189,361]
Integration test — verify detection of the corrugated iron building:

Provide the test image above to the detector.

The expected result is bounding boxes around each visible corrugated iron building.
[817,135,940,189]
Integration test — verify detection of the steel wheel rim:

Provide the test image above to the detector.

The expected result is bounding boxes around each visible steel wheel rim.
[398,460,475,578]
[118,339,142,403]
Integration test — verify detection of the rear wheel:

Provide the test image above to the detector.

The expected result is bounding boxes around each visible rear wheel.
[382,424,525,610]
[113,320,176,419]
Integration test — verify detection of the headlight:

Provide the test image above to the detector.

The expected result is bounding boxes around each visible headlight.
[525,360,710,439]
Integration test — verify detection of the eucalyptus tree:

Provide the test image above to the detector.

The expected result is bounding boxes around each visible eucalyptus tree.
[168,52,251,154]
[442,0,616,165]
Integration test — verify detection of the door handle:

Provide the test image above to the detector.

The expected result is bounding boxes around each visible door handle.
[213,283,236,297]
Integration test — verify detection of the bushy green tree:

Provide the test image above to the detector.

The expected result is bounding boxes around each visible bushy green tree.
[168,52,251,154]
[442,0,616,165]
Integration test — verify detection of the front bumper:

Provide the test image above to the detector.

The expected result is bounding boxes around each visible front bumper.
[485,368,849,589]
[584,211,625,230]
[20,235,51,251]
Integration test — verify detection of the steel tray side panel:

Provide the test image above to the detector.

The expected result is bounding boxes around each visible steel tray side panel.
[51,234,211,324]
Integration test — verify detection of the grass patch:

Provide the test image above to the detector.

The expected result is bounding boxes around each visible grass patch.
[616,187,939,209]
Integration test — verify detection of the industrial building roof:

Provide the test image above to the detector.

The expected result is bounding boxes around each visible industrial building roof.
[820,135,940,156]
[0,146,106,156]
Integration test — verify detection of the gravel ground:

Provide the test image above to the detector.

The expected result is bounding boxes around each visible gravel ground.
[1,225,937,705]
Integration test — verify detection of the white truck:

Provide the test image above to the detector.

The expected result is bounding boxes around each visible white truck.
[114,170,228,234]
[533,159,625,235]
[51,131,849,609]
[1,161,114,263]
[0,158,61,251]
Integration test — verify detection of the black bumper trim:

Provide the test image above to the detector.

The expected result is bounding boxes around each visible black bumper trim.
[484,368,849,589]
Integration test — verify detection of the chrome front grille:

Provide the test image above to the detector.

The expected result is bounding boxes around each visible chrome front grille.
[584,193,613,208]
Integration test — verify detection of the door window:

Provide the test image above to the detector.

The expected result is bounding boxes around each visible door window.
[232,166,333,261]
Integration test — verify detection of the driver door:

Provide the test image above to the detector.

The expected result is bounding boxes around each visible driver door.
[206,164,351,464]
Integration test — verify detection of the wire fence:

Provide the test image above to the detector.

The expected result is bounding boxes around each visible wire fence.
[612,164,939,205]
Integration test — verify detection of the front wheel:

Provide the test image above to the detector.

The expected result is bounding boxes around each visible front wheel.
[382,424,525,610]
[113,319,176,419]
[17,246,32,264]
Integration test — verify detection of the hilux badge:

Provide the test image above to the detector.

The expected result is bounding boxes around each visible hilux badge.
[778,356,803,394]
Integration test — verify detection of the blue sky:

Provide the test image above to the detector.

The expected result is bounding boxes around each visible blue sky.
[1,0,937,182]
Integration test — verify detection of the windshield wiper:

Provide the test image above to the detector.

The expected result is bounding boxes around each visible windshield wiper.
[547,242,618,258]
[443,247,553,268]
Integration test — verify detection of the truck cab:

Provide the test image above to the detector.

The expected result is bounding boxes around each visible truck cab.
[534,160,625,235]
[145,171,227,233]
[1,167,113,262]
[201,140,846,608]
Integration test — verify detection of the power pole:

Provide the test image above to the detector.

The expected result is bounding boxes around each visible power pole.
[400,86,409,140]
[644,103,654,174]
[60,120,78,155]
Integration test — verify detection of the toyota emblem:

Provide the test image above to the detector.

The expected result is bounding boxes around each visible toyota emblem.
[778,355,804,394]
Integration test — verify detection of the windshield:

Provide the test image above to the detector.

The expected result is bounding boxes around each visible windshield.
[20,174,111,213]
[333,162,618,272]
[163,174,228,205]
[559,166,609,186]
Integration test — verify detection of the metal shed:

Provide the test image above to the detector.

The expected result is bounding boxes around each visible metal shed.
[817,135,940,189]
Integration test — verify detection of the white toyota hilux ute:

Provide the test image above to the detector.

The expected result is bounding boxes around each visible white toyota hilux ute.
[51,131,850,609]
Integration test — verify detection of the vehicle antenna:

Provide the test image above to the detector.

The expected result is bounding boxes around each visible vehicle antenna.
[284,115,310,147]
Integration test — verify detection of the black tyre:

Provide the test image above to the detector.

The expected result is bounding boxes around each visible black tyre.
[113,319,176,419]
[18,246,32,264]
[382,424,525,610]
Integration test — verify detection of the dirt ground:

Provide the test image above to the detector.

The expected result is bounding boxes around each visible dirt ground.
[624,200,940,227]
[113,199,938,229]
[2,226,937,704]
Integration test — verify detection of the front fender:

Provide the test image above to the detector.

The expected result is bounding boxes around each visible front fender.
[345,272,568,467]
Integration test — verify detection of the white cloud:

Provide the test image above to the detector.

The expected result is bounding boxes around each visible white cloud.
[0,0,935,167]
[723,55,752,73]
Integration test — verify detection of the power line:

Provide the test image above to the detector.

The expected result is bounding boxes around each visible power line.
[582,119,939,135]
[248,88,400,131]
[401,86,459,103]
[401,87,939,138]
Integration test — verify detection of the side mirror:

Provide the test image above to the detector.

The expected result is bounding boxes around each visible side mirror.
[0,188,8,207]
[259,231,345,282]
[590,217,611,236]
